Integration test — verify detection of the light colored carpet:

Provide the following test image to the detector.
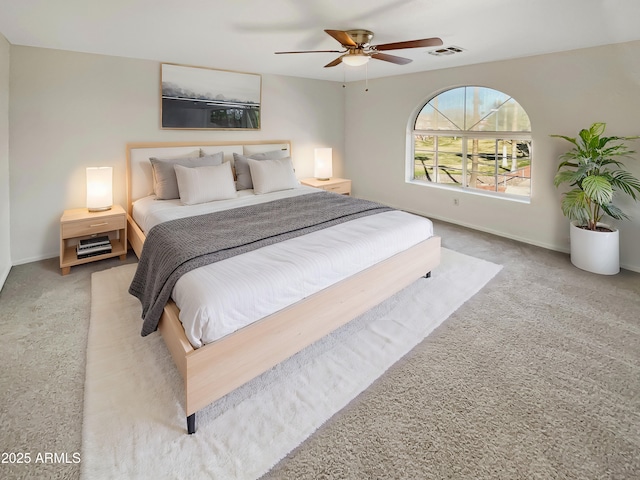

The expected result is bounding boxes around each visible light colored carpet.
[263,234,640,480]
[80,248,500,479]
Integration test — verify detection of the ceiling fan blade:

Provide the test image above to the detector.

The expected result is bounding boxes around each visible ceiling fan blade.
[275,50,343,54]
[324,56,344,68]
[374,37,443,51]
[371,53,412,65]
[324,29,357,47]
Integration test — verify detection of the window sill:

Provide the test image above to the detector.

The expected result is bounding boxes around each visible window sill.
[406,179,531,204]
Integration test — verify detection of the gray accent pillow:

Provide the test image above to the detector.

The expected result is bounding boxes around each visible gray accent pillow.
[233,150,290,190]
[150,152,223,200]
[248,157,299,194]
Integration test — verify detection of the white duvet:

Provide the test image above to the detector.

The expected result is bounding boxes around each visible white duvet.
[132,187,434,348]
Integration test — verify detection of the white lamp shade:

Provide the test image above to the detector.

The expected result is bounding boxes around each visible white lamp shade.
[314,148,333,180]
[342,54,370,67]
[86,167,113,211]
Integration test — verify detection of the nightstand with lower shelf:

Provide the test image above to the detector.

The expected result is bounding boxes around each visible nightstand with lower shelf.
[60,204,128,275]
[300,177,351,195]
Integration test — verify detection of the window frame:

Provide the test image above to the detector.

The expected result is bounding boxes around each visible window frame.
[408,86,532,203]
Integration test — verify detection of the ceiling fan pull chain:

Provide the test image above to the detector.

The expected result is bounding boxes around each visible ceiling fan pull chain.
[365,62,369,92]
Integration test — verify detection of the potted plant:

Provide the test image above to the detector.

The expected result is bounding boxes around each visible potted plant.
[551,122,640,274]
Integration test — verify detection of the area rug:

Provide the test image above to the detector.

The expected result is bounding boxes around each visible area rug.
[80,248,501,479]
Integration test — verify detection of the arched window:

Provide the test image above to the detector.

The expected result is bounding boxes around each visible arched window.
[410,86,532,199]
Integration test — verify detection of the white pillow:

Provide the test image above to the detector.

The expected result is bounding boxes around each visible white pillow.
[174,162,237,205]
[248,157,299,194]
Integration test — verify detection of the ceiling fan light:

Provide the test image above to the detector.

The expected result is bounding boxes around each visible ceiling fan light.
[341,53,370,67]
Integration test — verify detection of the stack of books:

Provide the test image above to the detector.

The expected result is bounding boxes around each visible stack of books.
[77,235,112,259]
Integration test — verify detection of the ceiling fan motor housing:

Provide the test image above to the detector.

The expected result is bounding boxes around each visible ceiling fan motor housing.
[345,29,374,47]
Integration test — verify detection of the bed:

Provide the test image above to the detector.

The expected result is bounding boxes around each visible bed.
[126,140,441,434]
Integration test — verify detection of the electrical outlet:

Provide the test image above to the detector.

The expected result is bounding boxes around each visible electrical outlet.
[453,198,459,206]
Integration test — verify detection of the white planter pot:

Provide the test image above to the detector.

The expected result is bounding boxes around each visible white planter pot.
[569,221,619,275]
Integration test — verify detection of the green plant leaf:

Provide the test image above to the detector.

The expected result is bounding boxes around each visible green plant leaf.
[611,170,640,200]
[598,157,625,169]
[600,145,634,160]
[561,189,589,223]
[576,161,597,177]
[557,160,579,169]
[549,134,578,147]
[591,122,606,137]
[582,175,614,205]
[579,128,593,149]
[554,170,581,187]
[601,203,629,221]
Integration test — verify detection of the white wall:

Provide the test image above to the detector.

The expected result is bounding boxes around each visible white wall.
[345,40,640,271]
[8,46,345,264]
[0,33,10,289]
[6,41,640,271]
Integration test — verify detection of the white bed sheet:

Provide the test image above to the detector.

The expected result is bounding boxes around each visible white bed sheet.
[132,188,434,348]
[132,186,319,234]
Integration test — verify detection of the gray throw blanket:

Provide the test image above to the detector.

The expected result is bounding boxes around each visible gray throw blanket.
[129,191,392,336]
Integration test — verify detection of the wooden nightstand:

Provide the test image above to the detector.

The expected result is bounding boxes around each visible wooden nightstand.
[301,177,351,195]
[59,204,128,275]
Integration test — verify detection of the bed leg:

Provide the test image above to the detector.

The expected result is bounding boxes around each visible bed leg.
[187,413,196,434]
[424,271,432,278]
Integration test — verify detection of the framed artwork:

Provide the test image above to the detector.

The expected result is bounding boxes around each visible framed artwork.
[161,63,261,130]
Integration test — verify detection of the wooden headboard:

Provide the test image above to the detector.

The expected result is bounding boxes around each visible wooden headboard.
[125,140,291,215]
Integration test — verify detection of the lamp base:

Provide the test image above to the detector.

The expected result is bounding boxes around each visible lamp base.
[315,177,331,181]
[88,206,112,212]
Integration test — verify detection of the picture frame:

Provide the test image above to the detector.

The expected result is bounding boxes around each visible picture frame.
[161,63,261,130]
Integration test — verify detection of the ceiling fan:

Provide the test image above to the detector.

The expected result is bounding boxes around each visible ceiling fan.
[275,29,443,67]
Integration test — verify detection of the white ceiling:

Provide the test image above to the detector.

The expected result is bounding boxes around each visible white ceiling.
[1,0,639,82]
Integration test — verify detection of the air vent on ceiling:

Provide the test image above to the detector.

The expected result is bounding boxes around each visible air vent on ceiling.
[428,46,465,56]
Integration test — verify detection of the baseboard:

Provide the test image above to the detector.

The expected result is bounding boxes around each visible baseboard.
[382,202,565,250]
[11,251,59,266]
[621,262,640,273]
[0,263,11,292]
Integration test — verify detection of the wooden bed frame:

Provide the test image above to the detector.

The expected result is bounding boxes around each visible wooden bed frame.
[126,140,441,434]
